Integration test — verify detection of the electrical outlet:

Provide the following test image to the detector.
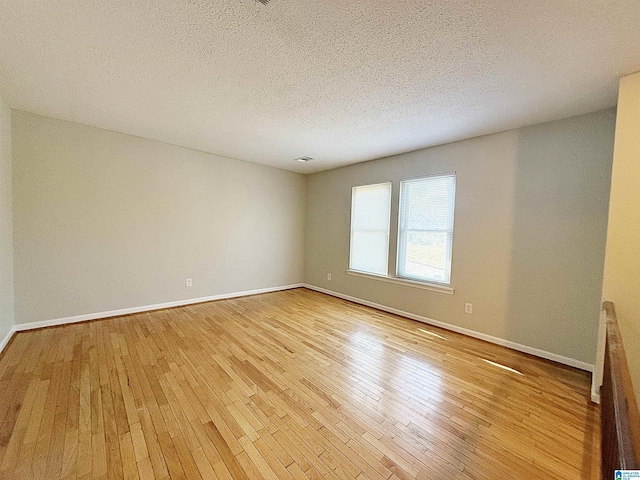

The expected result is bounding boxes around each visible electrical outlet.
[464,303,473,314]
[185,278,193,287]
[327,273,332,280]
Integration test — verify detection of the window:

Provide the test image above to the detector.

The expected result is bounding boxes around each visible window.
[349,182,392,276]
[397,174,456,285]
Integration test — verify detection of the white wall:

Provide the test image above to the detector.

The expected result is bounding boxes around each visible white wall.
[305,109,616,367]
[0,94,13,341]
[11,111,306,325]
[602,71,640,403]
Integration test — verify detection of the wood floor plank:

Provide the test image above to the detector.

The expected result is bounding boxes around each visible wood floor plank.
[0,288,599,479]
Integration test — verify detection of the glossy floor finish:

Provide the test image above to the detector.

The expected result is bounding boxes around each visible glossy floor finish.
[0,288,599,479]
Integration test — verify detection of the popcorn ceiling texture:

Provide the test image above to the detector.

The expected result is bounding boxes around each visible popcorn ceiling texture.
[0,0,639,173]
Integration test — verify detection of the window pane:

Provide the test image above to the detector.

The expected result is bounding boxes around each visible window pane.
[398,174,456,284]
[402,232,448,282]
[351,184,392,231]
[402,176,455,231]
[349,183,391,276]
[350,232,389,276]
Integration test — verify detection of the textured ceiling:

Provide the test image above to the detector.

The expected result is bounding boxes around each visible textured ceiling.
[1,0,639,173]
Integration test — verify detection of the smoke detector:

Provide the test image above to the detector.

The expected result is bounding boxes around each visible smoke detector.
[295,156,314,163]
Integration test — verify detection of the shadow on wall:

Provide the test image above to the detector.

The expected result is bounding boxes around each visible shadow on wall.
[505,113,614,365]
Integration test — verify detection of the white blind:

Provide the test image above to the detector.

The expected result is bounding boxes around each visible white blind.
[397,174,456,284]
[349,182,392,276]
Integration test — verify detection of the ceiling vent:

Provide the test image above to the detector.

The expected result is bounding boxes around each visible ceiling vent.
[255,0,270,5]
[295,156,314,163]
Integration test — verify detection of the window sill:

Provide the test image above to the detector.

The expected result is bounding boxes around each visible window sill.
[345,270,454,295]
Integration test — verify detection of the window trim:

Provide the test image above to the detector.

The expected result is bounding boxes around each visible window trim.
[348,181,393,276]
[396,172,456,286]
[346,269,454,294]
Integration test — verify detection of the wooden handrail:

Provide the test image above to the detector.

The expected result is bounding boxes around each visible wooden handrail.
[601,301,640,477]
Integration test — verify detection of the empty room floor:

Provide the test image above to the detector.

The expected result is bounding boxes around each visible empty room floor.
[0,288,599,479]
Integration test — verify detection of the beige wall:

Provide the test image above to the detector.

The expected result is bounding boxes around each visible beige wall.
[7,106,618,368]
[12,111,306,324]
[602,71,640,402]
[0,95,13,339]
[305,109,616,366]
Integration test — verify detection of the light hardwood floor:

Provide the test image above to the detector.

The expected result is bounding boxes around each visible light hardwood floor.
[0,288,599,479]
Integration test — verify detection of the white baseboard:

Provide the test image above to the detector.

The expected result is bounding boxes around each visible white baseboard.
[13,283,304,332]
[6,282,594,374]
[303,283,594,372]
[590,387,601,404]
[0,326,16,356]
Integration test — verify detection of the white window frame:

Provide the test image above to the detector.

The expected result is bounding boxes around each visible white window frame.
[396,173,456,286]
[348,182,392,277]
